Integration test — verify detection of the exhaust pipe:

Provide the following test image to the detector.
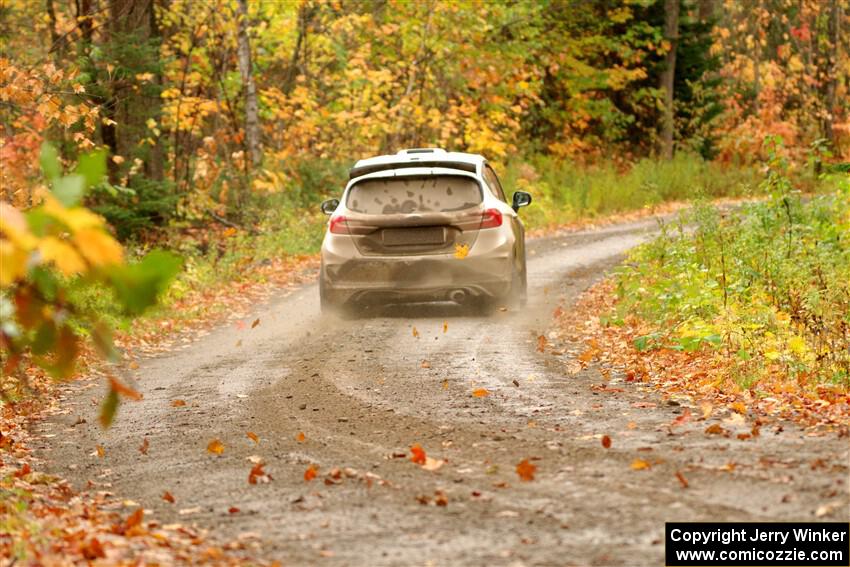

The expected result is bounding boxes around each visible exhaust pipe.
[449,289,468,303]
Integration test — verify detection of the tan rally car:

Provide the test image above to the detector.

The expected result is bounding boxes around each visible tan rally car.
[319,148,532,313]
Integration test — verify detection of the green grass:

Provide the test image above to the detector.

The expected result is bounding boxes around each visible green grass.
[610,165,850,390]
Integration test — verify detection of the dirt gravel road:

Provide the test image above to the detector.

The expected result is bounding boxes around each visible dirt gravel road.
[37,217,849,566]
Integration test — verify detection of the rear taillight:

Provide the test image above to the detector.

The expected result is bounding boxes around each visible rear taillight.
[329,215,374,235]
[329,215,349,234]
[480,208,503,229]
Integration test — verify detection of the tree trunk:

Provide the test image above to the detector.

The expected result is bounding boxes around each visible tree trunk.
[659,0,679,160]
[107,0,164,181]
[236,0,261,169]
[822,0,840,146]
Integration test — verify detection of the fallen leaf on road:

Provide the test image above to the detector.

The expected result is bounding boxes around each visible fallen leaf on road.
[442,379,449,390]
[124,508,144,531]
[472,388,489,398]
[296,432,306,442]
[410,443,427,465]
[675,471,689,488]
[304,464,319,482]
[704,424,726,435]
[700,402,713,419]
[434,490,449,506]
[601,435,612,449]
[627,421,637,429]
[207,439,225,455]
[235,320,246,330]
[412,326,419,338]
[249,463,272,484]
[128,361,139,370]
[162,491,175,503]
[671,408,692,427]
[246,431,259,444]
[138,437,149,455]
[537,335,547,352]
[228,507,240,514]
[630,458,651,470]
[96,445,105,458]
[171,399,187,407]
[82,538,105,560]
[251,318,260,328]
[443,321,448,333]
[421,360,431,369]
[516,459,536,481]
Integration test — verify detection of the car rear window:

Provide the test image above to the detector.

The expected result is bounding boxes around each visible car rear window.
[346,175,482,214]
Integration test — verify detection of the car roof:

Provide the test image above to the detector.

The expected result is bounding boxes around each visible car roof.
[349,148,485,180]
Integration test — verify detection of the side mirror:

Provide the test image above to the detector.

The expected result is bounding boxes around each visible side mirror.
[321,198,340,215]
[512,191,532,212]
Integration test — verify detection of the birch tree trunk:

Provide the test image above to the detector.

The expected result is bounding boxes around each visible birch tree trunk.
[236,0,261,169]
[659,0,680,160]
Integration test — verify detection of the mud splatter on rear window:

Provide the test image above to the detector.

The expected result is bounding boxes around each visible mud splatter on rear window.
[347,176,481,214]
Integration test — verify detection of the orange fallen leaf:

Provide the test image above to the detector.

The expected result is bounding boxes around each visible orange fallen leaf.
[138,437,149,455]
[578,348,595,363]
[162,491,175,503]
[704,423,726,435]
[235,320,247,330]
[443,321,448,333]
[296,432,306,442]
[249,463,272,484]
[434,490,449,506]
[246,431,259,444]
[125,508,144,530]
[82,537,105,560]
[675,471,689,488]
[228,507,240,514]
[171,399,187,407]
[601,435,612,449]
[730,401,747,414]
[441,379,449,390]
[207,439,225,455]
[410,443,427,465]
[472,388,489,398]
[128,361,140,370]
[700,402,713,419]
[536,335,547,352]
[421,360,431,369]
[627,421,637,430]
[304,464,319,482]
[671,408,692,427]
[96,445,105,458]
[412,326,419,338]
[251,318,260,328]
[630,458,651,470]
[516,459,537,481]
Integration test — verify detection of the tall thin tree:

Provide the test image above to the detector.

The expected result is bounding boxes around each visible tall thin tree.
[659,0,680,159]
[236,0,261,169]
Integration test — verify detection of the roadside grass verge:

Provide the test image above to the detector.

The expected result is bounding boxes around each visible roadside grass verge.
[553,172,850,428]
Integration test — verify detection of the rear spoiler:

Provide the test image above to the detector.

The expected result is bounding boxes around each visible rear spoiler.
[348,160,477,180]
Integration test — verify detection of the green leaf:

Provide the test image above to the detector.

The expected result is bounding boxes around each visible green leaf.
[108,250,182,315]
[40,143,61,181]
[52,174,86,207]
[100,388,119,428]
[736,349,751,360]
[74,150,107,189]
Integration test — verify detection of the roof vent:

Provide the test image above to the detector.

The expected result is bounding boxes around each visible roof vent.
[397,148,446,155]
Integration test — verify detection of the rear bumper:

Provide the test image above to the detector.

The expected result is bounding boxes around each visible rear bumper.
[321,233,514,305]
